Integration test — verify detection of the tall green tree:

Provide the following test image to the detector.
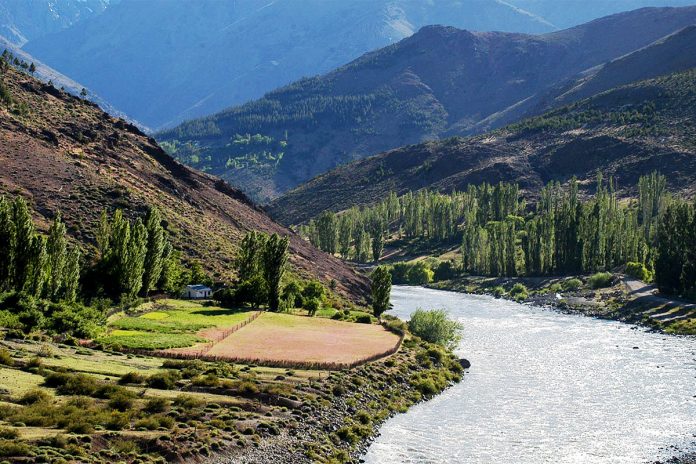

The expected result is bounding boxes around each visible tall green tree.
[63,247,81,303]
[371,266,392,320]
[45,214,67,300]
[235,231,268,282]
[12,197,35,291]
[0,197,15,290]
[263,234,289,312]
[141,208,166,295]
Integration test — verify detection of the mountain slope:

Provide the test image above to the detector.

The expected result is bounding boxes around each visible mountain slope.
[473,24,696,132]
[0,65,369,302]
[156,6,696,202]
[268,68,696,225]
[0,0,112,46]
[22,0,559,130]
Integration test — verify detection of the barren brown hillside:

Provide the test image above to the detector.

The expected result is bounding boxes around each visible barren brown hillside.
[0,66,369,302]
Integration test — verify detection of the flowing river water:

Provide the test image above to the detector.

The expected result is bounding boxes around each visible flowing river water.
[363,286,696,464]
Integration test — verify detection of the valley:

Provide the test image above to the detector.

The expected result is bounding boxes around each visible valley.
[0,2,695,463]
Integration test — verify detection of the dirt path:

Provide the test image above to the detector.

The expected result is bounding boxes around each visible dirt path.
[621,277,696,322]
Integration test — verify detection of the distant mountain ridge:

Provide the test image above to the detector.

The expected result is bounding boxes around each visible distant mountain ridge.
[22,0,562,130]
[268,68,696,225]
[156,6,696,202]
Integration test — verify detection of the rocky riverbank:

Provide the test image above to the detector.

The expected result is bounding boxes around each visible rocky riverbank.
[218,336,465,463]
[428,275,696,336]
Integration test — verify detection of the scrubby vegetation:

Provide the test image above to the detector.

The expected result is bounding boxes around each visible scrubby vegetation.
[408,309,463,350]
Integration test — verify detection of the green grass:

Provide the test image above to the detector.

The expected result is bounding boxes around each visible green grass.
[663,318,696,335]
[98,330,204,350]
[99,299,253,349]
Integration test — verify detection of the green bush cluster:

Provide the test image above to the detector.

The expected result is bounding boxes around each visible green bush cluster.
[588,272,614,289]
[408,308,462,350]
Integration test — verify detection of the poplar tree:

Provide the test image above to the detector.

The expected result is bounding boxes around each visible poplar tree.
[25,235,47,298]
[12,197,35,291]
[141,208,166,295]
[0,197,15,290]
[235,231,267,281]
[63,247,81,302]
[371,266,391,320]
[263,233,289,312]
[46,214,67,300]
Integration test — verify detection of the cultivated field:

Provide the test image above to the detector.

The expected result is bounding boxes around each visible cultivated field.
[99,299,254,349]
[204,312,401,366]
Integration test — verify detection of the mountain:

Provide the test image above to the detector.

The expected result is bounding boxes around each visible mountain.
[506,0,696,29]
[268,68,696,225]
[0,37,136,125]
[0,0,112,46]
[21,0,561,130]
[156,6,696,203]
[472,24,696,133]
[0,64,369,302]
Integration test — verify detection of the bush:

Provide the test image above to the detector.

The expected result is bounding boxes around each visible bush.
[407,262,434,285]
[45,372,97,396]
[355,314,372,324]
[147,371,180,390]
[625,262,652,282]
[561,278,582,292]
[433,261,458,281]
[143,397,168,413]
[408,309,463,350]
[108,391,135,412]
[509,283,528,301]
[304,298,321,317]
[19,389,50,405]
[0,439,30,457]
[0,349,13,366]
[588,272,614,289]
[118,372,145,385]
[0,427,18,439]
[390,263,411,284]
[491,286,506,297]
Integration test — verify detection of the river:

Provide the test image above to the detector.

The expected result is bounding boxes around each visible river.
[363,286,696,464]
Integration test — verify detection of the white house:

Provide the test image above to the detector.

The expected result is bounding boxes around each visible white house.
[184,284,212,299]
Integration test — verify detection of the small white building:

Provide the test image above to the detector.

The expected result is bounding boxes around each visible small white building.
[184,284,212,299]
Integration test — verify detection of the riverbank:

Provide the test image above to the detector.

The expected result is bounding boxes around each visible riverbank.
[0,331,463,463]
[428,275,696,336]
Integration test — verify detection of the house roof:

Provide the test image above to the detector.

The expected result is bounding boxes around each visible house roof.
[186,284,211,291]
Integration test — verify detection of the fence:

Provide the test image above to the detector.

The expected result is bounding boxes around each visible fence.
[86,311,404,371]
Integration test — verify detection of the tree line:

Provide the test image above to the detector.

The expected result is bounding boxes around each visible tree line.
[300,173,695,299]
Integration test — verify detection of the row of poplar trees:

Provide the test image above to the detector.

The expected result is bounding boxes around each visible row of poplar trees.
[301,173,695,298]
[301,182,522,264]
[232,231,289,311]
[92,208,178,300]
[0,197,80,302]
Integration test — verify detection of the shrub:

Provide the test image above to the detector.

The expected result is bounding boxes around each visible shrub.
[0,349,13,366]
[0,428,18,439]
[509,283,528,301]
[147,371,180,390]
[407,262,434,285]
[588,272,614,289]
[0,439,30,457]
[19,389,50,405]
[304,298,321,317]
[625,262,652,282]
[434,261,458,281]
[143,397,168,414]
[355,314,372,324]
[390,263,411,284]
[384,318,407,335]
[172,395,204,410]
[118,372,145,385]
[561,278,582,292]
[45,372,97,396]
[491,286,506,297]
[408,309,463,350]
[108,391,135,412]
